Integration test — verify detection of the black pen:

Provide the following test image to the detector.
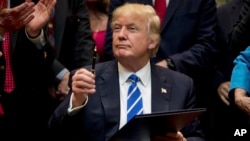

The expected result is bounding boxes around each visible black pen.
[91,46,97,74]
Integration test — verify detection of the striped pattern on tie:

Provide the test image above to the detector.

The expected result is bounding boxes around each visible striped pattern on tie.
[127,74,143,122]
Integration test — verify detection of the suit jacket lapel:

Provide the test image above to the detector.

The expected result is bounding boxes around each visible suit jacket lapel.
[54,0,67,58]
[151,64,171,113]
[98,61,172,133]
[161,0,182,30]
[98,61,121,135]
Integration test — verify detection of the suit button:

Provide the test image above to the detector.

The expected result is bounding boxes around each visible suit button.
[0,66,4,71]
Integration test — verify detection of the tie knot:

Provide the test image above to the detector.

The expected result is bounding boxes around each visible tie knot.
[128,74,139,83]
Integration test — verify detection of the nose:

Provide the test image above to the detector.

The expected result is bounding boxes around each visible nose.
[118,27,127,40]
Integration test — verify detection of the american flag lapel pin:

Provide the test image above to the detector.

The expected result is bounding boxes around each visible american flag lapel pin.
[161,88,167,94]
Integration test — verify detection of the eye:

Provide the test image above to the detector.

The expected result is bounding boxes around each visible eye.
[128,26,137,32]
[112,26,121,32]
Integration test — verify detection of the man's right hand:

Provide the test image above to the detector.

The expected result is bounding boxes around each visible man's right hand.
[71,68,96,108]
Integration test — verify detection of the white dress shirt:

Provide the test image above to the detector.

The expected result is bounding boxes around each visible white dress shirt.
[118,61,152,129]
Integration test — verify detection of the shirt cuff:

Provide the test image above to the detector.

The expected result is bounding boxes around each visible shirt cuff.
[67,93,88,116]
[56,68,69,80]
[25,29,46,49]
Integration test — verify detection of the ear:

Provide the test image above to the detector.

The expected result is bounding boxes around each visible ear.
[148,37,158,50]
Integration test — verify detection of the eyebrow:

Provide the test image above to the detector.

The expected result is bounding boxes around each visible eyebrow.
[112,22,140,28]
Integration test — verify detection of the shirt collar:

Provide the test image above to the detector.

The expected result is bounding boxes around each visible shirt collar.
[118,61,151,87]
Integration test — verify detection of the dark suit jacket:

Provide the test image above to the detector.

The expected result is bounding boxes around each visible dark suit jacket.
[51,0,95,83]
[49,60,204,141]
[0,0,55,129]
[104,0,217,78]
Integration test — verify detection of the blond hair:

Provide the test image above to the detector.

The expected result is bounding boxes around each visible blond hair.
[111,3,161,57]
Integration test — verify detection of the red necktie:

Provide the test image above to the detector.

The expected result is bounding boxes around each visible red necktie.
[0,103,4,116]
[2,32,15,93]
[154,0,167,26]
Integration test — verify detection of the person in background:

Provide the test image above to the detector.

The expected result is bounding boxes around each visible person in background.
[86,0,109,62]
[104,0,217,140]
[211,0,250,140]
[48,3,204,141]
[0,0,35,125]
[46,0,95,106]
[0,0,56,130]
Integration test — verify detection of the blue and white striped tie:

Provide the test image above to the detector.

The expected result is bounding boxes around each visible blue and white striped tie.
[127,74,143,122]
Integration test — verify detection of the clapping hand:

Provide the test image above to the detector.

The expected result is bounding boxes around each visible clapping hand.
[0,1,35,34]
[25,0,56,37]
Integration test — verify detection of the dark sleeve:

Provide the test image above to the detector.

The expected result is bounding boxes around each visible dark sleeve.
[168,0,217,77]
[51,0,95,83]
[229,0,250,58]
[73,0,95,67]
[48,68,83,129]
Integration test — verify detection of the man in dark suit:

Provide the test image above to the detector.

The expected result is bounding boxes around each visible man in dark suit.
[104,0,217,140]
[0,0,56,130]
[48,0,95,101]
[49,3,204,141]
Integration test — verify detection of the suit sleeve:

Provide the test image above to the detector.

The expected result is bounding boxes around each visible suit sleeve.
[73,0,95,67]
[168,0,217,77]
[51,0,95,84]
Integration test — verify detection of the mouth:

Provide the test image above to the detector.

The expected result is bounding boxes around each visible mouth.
[115,44,129,48]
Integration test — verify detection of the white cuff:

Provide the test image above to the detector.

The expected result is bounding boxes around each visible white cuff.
[67,93,88,116]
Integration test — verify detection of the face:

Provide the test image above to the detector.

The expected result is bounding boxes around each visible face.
[112,14,156,62]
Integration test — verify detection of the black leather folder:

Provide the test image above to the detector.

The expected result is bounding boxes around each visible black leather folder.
[108,108,206,141]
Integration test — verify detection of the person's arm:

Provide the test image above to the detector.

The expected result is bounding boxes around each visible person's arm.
[25,0,56,40]
[72,0,95,67]
[50,0,95,97]
[228,46,250,115]
[229,46,250,97]
[158,0,217,77]
[25,28,46,49]
[48,68,95,128]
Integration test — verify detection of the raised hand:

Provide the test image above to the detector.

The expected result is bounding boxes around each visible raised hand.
[71,68,96,108]
[25,0,56,37]
[0,1,35,34]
